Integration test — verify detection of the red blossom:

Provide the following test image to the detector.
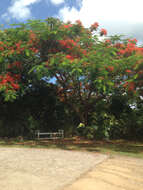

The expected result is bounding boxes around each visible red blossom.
[9,49,15,55]
[7,61,22,69]
[28,40,33,45]
[100,28,107,36]
[128,82,135,91]
[105,39,111,44]
[16,41,21,48]
[126,69,132,73]
[11,83,19,90]
[0,73,20,91]
[76,20,82,26]
[106,66,114,72]
[58,39,77,49]
[128,38,137,44]
[63,24,72,28]
[29,31,36,41]
[90,22,99,31]
[30,47,39,53]
[66,55,74,60]
[118,49,125,55]
[81,49,87,55]
[117,40,143,57]
[0,47,4,51]
[123,81,135,92]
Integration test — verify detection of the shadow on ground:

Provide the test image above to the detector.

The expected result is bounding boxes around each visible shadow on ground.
[0,138,143,157]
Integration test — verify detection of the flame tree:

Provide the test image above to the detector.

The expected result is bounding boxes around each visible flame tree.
[0,18,143,126]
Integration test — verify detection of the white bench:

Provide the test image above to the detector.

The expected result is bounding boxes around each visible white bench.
[35,130,64,140]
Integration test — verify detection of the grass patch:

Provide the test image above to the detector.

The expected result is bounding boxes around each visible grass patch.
[0,138,143,158]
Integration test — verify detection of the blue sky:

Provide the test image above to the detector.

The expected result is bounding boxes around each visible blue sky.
[0,0,143,43]
[0,0,81,22]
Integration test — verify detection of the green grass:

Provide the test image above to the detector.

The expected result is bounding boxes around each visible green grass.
[0,138,143,159]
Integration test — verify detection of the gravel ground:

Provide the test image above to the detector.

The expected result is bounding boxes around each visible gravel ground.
[0,148,107,190]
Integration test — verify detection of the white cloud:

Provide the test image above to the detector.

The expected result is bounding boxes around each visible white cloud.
[50,0,64,5]
[2,0,41,21]
[59,0,143,40]
[60,0,143,25]
[59,6,79,22]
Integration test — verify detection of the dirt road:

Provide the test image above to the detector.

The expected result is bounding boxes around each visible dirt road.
[63,156,143,190]
[0,148,107,190]
[0,147,143,190]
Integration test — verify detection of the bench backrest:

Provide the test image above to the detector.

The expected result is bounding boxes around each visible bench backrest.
[35,130,64,139]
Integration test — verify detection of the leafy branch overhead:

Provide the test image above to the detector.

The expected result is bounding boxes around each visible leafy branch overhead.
[0,18,143,109]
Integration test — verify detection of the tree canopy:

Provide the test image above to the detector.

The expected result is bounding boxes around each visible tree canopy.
[0,18,143,139]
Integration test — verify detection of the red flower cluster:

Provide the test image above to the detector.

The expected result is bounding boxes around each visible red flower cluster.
[29,30,37,41]
[105,39,111,44]
[90,22,99,31]
[106,66,114,72]
[76,20,82,26]
[66,55,74,60]
[123,81,135,92]
[116,39,143,57]
[11,83,19,89]
[118,42,142,56]
[81,49,87,56]
[63,24,72,29]
[128,82,135,91]
[30,47,39,53]
[0,73,20,90]
[8,61,22,69]
[126,69,132,73]
[59,39,77,49]
[15,41,25,54]
[0,41,6,52]
[27,30,39,51]
[4,41,26,55]
[128,38,137,44]
[100,28,107,36]
[0,46,4,51]
[59,38,87,58]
